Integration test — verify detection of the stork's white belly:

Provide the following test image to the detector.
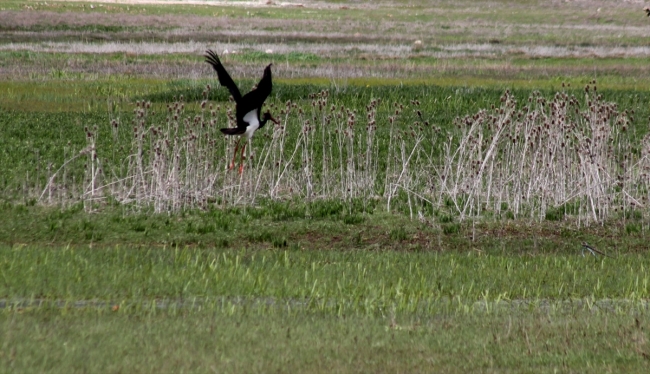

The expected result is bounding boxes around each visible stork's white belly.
[242,109,260,140]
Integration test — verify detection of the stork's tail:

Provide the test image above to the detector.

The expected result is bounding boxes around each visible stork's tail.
[221,128,245,136]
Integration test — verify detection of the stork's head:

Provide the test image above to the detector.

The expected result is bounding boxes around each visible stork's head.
[262,111,279,125]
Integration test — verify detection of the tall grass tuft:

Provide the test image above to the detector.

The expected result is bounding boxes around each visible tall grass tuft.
[437,82,637,224]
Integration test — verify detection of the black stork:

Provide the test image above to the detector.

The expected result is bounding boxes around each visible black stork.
[205,49,279,174]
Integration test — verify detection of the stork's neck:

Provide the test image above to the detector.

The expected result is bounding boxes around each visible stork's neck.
[259,116,270,129]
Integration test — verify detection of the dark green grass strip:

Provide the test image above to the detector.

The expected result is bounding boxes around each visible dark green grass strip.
[1,308,649,373]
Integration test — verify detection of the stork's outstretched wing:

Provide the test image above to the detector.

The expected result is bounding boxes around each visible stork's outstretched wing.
[205,49,242,103]
[238,64,273,118]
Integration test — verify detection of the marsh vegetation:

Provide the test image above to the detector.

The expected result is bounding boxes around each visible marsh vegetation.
[2,1,650,372]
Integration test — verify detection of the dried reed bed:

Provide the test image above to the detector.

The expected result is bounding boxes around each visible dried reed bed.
[5,40,650,81]
[439,83,638,223]
[5,40,650,60]
[40,82,647,224]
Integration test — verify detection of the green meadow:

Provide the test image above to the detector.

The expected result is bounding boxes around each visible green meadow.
[1,1,650,372]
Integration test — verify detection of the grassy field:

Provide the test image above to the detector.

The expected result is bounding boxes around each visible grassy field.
[6,309,650,373]
[2,0,650,372]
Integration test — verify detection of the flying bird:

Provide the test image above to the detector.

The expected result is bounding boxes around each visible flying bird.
[205,49,279,174]
[581,242,614,259]
[645,7,650,17]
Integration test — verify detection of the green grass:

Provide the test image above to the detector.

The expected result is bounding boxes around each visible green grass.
[1,202,649,304]
[2,242,650,304]
[4,50,650,91]
[3,75,650,113]
[1,204,650,371]
[3,308,648,373]
[2,229,650,372]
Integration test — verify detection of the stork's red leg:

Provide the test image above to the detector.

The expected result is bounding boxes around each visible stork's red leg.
[229,139,240,170]
[238,141,247,175]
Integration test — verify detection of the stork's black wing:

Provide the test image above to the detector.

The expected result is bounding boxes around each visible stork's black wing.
[205,49,242,103]
[237,64,273,119]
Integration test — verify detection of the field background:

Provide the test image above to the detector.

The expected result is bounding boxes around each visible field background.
[2,0,650,372]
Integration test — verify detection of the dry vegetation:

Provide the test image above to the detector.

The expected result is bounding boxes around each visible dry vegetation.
[2,0,650,80]
[37,81,650,228]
